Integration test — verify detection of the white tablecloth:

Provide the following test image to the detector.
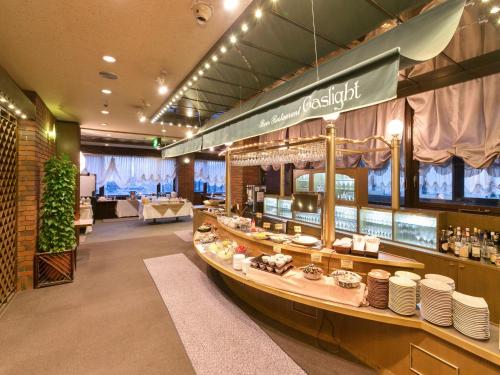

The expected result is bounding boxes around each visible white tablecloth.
[140,201,193,221]
[116,200,139,218]
[80,205,93,221]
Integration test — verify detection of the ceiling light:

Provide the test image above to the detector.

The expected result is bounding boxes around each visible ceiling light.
[15,109,21,115]
[186,108,194,117]
[209,147,214,152]
[178,123,182,127]
[100,122,108,126]
[169,122,173,126]
[101,110,109,115]
[162,129,166,133]
[198,69,204,75]
[193,76,198,81]
[21,114,27,119]
[205,62,211,69]
[188,81,193,86]
[220,45,227,53]
[186,124,192,128]
[138,110,147,123]
[0,96,6,102]
[101,89,112,95]
[183,157,190,163]
[105,143,109,146]
[8,103,14,109]
[194,125,198,129]
[491,6,500,14]
[229,34,237,44]
[186,130,193,138]
[255,8,262,18]
[241,23,248,32]
[158,84,168,95]
[212,55,218,62]
[102,55,116,63]
[106,133,111,137]
[183,85,188,91]
[223,0,239,11]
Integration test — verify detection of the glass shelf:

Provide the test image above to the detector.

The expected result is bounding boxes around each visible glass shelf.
[394,212,437,249]
[294,211,321,226]
[263,196,278,216]
[360,207,393,240]
[295,174,310,192]
[278,198,293,219]
[336,174,355,201]
[335,205,357,232]
[313,173,325,193]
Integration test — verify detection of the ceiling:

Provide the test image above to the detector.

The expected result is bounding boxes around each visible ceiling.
[0,0,252,141]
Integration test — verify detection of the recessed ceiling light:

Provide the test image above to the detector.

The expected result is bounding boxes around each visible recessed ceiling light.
[101,110,109,115]
[198,70,204,76]
[212,55,218,62]
[102,55,116,63]
[223,0,239,11]
[186,130,193,138]
[105,143,109,146]
[193,76,198,81]
[15,109,21,115]
[100,122,108,126]
[255,8,262,18]
[491,6,499,14]
[241,23,248,32]
[21,114,27,119]
[183,85,188,91]
[178,123,182,127]
[220,45,227,53]
[8,103,15,109]
[188,81,193,86]
[162,129,166,133]
[101,89,112,95]
[169,122,173,126]
[229,35,237,44]
[158,84,168,95]
[205,62,211,69]
[0,96,7,102]
[209,147,214,152]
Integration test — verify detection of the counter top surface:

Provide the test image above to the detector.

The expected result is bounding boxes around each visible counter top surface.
[194,241,500,366]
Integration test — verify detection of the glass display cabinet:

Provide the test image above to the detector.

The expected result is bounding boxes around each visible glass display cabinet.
[293,168,368,206]
[335,205,357,232]
[263,196,278,217]
[393,210,444,250]
[278,197,293,219]
[292,192,322,226]
[360,207,393,240]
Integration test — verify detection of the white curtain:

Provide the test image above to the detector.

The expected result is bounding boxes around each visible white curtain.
[194,160,225,186]
[83,154,176,188]
[419,161,453,200]
[464,157,500,198]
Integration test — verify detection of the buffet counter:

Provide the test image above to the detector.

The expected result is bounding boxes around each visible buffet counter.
[192,208,500,373]
[139,200,193,221]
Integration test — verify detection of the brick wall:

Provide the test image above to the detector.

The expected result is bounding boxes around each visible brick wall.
[229,138,261,208]
[176,155,194,202]
[17,94,56,290]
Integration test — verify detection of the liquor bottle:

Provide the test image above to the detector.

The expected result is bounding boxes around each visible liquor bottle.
[471,228,481,261]
[460,229,470,258]
[439,229,448,254]
[448,228,456,255]
[481,231,489,260]
[454,227,462,257]
[489,232,498,264]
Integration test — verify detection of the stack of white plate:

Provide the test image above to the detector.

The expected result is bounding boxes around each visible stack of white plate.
[419,279,453,326]
[388,276,417,316]
[395,270,422,304]
[425,274,455,290]
[452,291,490,340]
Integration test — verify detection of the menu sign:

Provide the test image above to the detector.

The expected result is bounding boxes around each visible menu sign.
[263,222,271,229]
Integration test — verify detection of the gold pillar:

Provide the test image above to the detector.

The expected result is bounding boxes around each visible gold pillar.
[323,124,336,248]
[225,150,231,215]
[279,164,285,197]
[391,136,401,210]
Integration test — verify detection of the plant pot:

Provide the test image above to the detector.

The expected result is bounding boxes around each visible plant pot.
[34,249,75,288]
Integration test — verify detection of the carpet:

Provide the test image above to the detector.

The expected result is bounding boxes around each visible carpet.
[144,254,306,375]
[174,229,193,243]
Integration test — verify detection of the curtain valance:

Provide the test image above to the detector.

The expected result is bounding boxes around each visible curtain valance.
[83,154,177,188]
[194,160,225,187]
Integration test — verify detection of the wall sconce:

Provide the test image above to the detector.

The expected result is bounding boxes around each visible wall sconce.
[47,127,56,141]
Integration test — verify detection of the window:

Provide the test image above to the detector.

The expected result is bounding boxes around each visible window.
[194,160,225,194]
[367,159,405,205]
[464,158,500,203]
[419,161,453,201]
[161,181,174,194]
[104,181,158,196]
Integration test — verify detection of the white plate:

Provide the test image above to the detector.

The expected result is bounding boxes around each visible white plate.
[292,235,319,246]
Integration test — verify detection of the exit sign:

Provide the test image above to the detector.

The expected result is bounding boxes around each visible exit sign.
[152,137,162,148]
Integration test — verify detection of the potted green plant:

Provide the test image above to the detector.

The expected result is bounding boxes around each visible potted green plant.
[35,154,77,288]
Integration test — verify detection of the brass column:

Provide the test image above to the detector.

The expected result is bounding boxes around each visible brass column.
[279,164,285,197]
[323,124,336,248]
[391,136,401,210]
[225,149,231,215]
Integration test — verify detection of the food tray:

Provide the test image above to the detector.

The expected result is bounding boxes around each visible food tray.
[249,255,294,276]
[333,245,351,254]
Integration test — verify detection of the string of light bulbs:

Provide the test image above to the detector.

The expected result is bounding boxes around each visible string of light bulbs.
[151,2,270,124]
[0,91,28,119]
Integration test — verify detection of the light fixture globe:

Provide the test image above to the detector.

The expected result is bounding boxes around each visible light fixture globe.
[323,112,340,121]
[387,119,404,139]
